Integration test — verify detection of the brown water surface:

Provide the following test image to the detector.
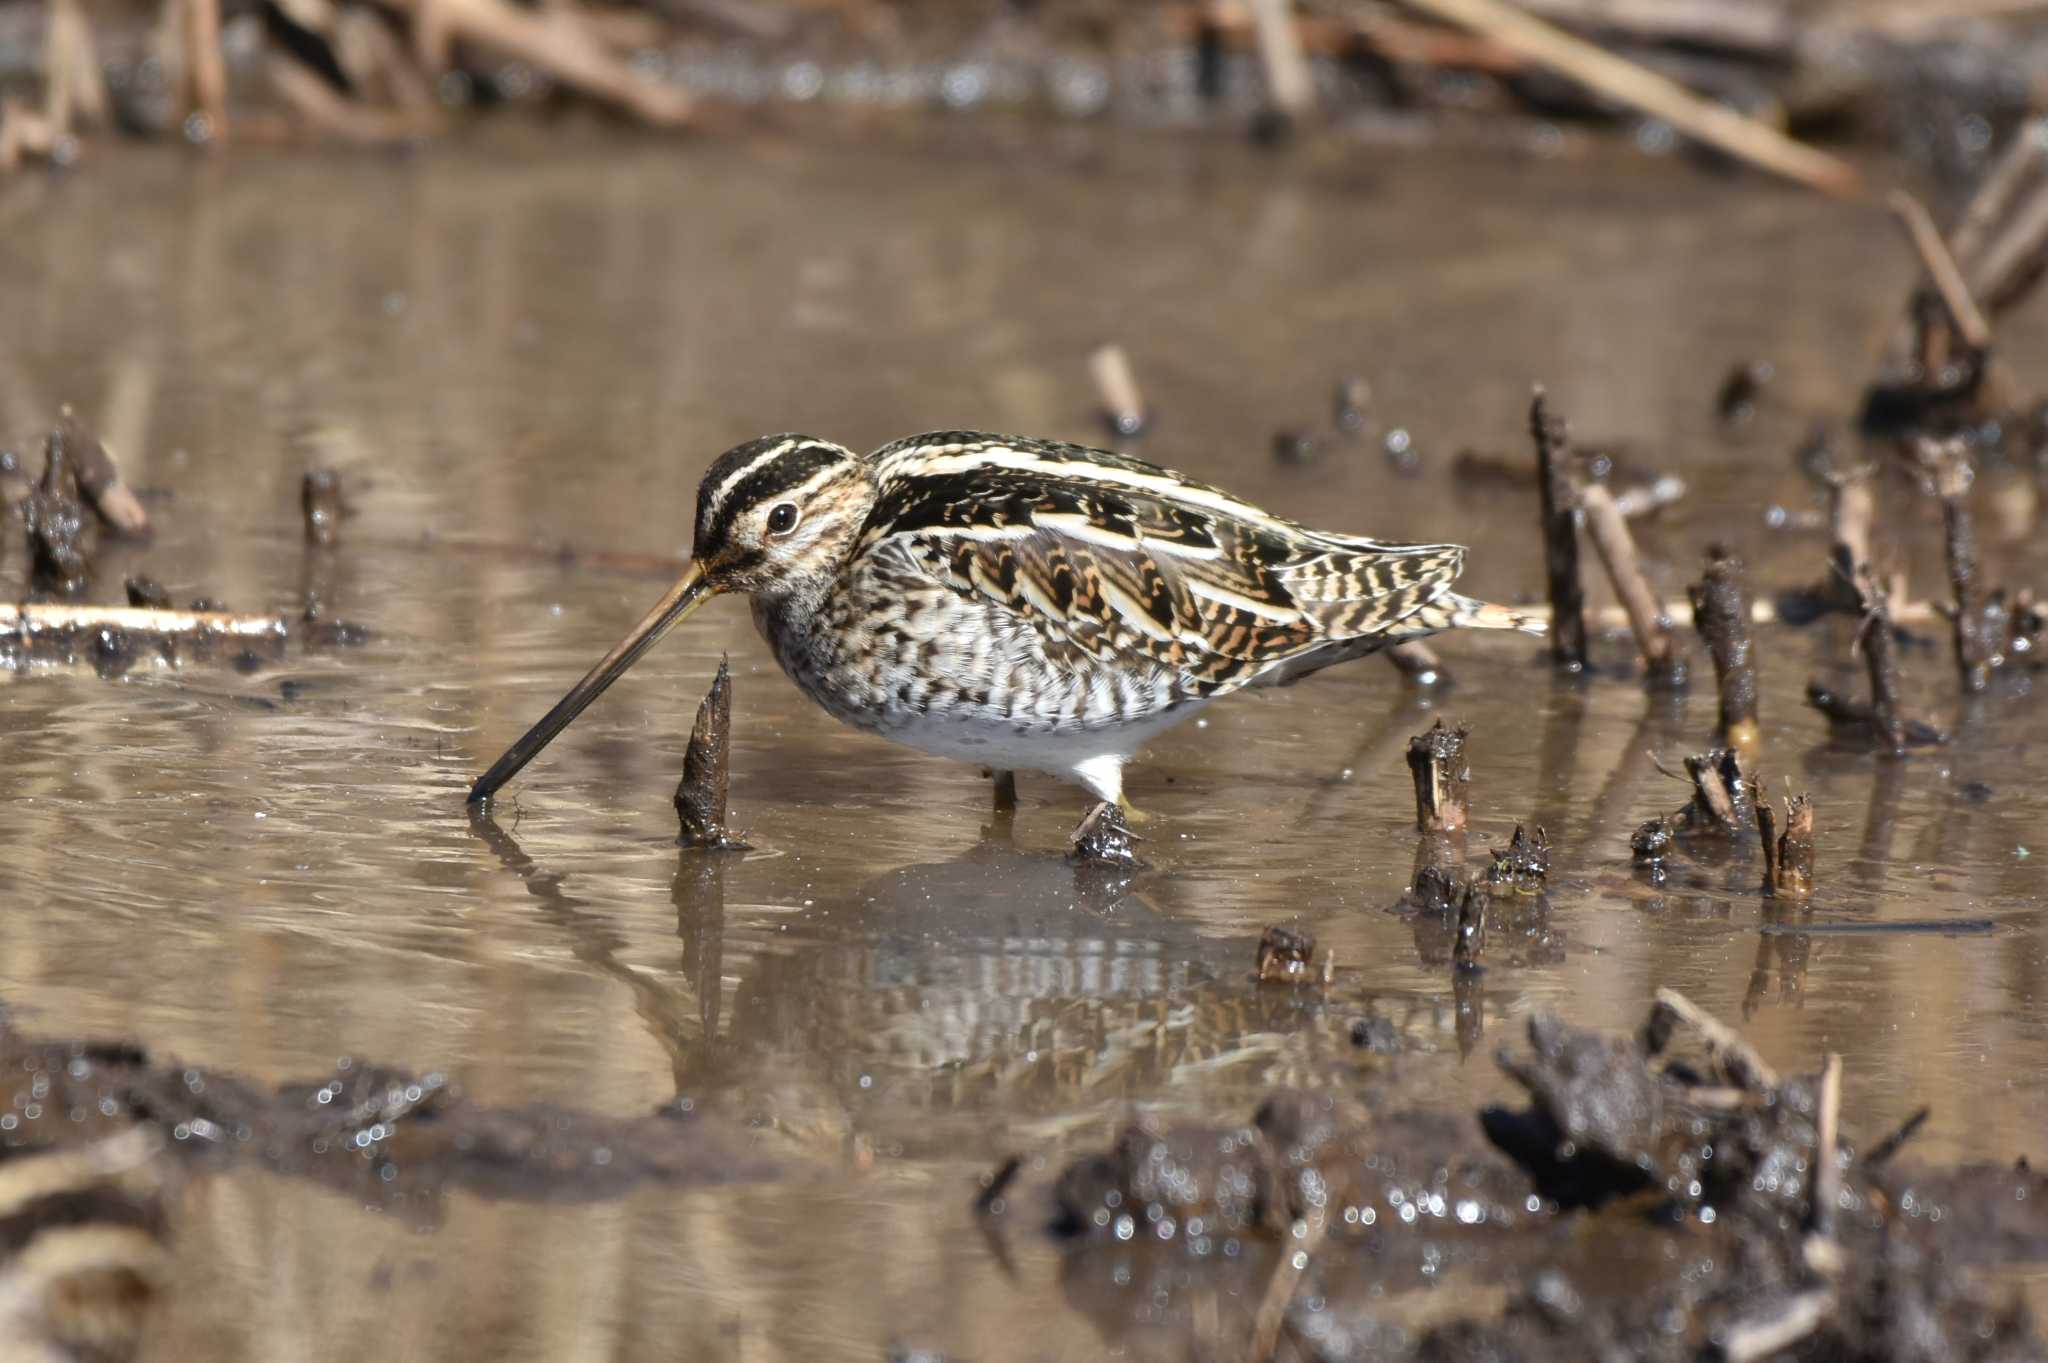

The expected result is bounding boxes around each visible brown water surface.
[0,127,2043,1359]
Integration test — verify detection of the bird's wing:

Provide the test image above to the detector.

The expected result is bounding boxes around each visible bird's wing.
[857,432,1468,692]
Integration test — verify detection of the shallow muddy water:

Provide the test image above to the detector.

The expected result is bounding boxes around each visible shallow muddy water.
[0,127,2044,1359]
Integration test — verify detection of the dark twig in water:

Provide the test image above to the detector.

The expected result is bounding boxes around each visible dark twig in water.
[1089,344,1147,439]
[1864,1106,1932,1168]
[1752,781,1815,900]
[1530,388,1586,669]
[1923,441,2004,693]
[1384,638,1449,687]
[1405,718,1469,834]
[675,658,749,850]
[1806,572,1947,752]
[1690,548,1760,748]
[1578,479,1685,688]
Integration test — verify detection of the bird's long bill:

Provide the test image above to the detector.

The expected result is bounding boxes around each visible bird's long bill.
[467,561,713,807]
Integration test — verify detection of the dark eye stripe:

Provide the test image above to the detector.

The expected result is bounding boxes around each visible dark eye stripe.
[717,445,846,521]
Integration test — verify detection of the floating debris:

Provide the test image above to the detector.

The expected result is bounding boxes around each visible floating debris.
[675,657,749,851]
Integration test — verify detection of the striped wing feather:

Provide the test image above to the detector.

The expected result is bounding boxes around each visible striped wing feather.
[859,433,1467,694]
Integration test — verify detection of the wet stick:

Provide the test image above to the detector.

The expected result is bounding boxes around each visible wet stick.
[1247,1206,1326,1363]
[1888,191,1993,353]
[184,0,228,140]
[1825,465,1874,614]
[674,657,749,850]
[1721,1288,1835,1363]
[1579,480,1685,688]
[1451,878,1488,972]
[1245,0,1312,119]
[1529,389,1586,669]
[1690,548,1759,747]
[302,469,344,547]
[1088,344,1147,438]
[1805,1052,1845,1275]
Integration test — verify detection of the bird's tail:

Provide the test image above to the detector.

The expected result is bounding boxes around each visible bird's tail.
[1416,591,1548,637]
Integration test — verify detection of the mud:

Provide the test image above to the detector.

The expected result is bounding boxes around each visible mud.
[0,134,2044,1359]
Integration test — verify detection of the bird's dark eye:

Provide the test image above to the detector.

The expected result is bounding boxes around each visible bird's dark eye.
[766,503,800,536]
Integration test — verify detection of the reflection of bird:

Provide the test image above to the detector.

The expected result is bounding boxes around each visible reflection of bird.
[470,432,1540,808]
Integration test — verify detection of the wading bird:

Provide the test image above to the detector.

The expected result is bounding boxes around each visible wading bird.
[468,431,1539,812]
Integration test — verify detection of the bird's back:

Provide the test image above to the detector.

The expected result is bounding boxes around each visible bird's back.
[854,432,1498,694]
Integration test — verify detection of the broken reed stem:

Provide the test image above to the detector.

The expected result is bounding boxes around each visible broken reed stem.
[1754,781,1816,900]
[1579,480,1685,687]
[1689,549,1760,748]
[1651,987,1780,1091]
[675,657,748,850]
[1805,1052,1845,1274]
[1245,0,1313,116]
[1397,0,1859,197]
[1405,718,1469,834]
[1888,190,1993,352]
[1089,344,1147,438]
[1530,389,1587,669]
[1248,1208,1328,1363]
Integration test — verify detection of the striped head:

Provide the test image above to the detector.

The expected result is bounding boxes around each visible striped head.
[692,434,876,597]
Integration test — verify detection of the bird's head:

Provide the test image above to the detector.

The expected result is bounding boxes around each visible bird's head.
[690,434,875,599]
[467,434,874,807]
